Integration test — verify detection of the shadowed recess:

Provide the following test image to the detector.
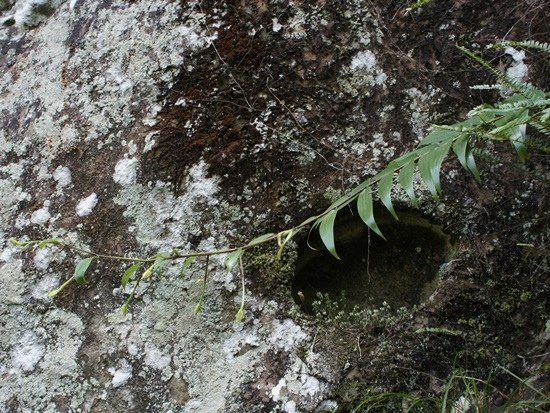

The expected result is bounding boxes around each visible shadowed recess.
[292,209,457,313]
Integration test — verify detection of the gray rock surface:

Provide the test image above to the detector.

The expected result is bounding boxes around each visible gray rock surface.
[1,1,548,412]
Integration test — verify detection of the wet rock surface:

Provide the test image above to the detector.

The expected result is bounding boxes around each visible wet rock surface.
[1,1,548,412]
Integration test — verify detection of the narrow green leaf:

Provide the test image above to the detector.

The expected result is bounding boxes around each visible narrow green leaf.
[398,161,419,208]
[235,307,245,322]
[152,255,167,276]
[506,124,529,162]
[318,209,340,260]
[357,188,386,240]
[246,233,276,247]
[418,140,452,197]
[419,126,462,147]
[121,263,141,288]
[48,288,62,298]
[37,238,62,249]
[465,146,481,183]
[48,277,74,298]
[179,256,197,278]
[141,264,154,279]
[452,134,481,182]
[386,150,418,169]
[121,303,129,316]
[451,134,469,171]
[10,239,34,247]
[378,171,398,220]
[225,249,244,272]
[193,300,203,314]
[488,111,529,138]
[73,257,94,285]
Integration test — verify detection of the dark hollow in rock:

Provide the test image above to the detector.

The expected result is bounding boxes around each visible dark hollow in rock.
[292,209,457,314]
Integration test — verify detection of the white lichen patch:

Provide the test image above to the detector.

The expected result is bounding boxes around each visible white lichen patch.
[30,206,50,225]
[75,193,98,217]
[406,86,440,141]
[53,165,72,189]
[223,323,260,359]
[268,319,307,352]
[10,330,44,372]
[270,356,330,412]
[114,159,221,254]
[0,260,86,410]
[113,157,138,186]
[33,246,51,270]
[351,50,378,71]
[0,0,63,29]
[339,48,388,96]
[109,358,133,388]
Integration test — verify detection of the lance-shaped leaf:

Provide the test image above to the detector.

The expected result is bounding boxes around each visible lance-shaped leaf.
[246,233,276,248]
[398,160,419,208]
[465,146,481,183]
[357,188,386,240]
[235,307,245,322]
[36,238,62,249]
[48,277,74,298]
[179,256,197,278]
[10,239,34,247]
[419,125,462,147]
[152,254,167,276]
[193,300,203,315]
[121,263,141,288]
[505,124,529,163]
[418,140,453,197]
[452,134,470,172]
[378,170,398,220]
[225,249,244,272]
[452,135,481,182]
[73,257,94,285]
[318,209,340,260]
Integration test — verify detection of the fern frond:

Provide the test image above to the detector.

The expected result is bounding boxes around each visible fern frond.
[469,84,502,91]
[530,121,550,139]
[494,40,550,55]
[457,45,544,100]
[496,97,550,111]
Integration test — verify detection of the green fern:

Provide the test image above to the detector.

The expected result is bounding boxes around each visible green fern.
[312,42,549,256]
[494,39,550,55]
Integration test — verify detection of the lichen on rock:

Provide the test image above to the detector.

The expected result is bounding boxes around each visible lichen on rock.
[1,0,548,412]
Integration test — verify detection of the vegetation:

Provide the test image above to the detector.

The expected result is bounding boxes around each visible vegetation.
[353,367,549,412]
[11,41,550,322]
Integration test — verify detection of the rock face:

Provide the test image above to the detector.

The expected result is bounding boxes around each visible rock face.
[1,1,548,412]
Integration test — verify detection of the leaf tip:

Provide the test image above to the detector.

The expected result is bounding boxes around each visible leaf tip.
[235,308,245,322]
[193,301,202,315]
[47,289,60,299]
